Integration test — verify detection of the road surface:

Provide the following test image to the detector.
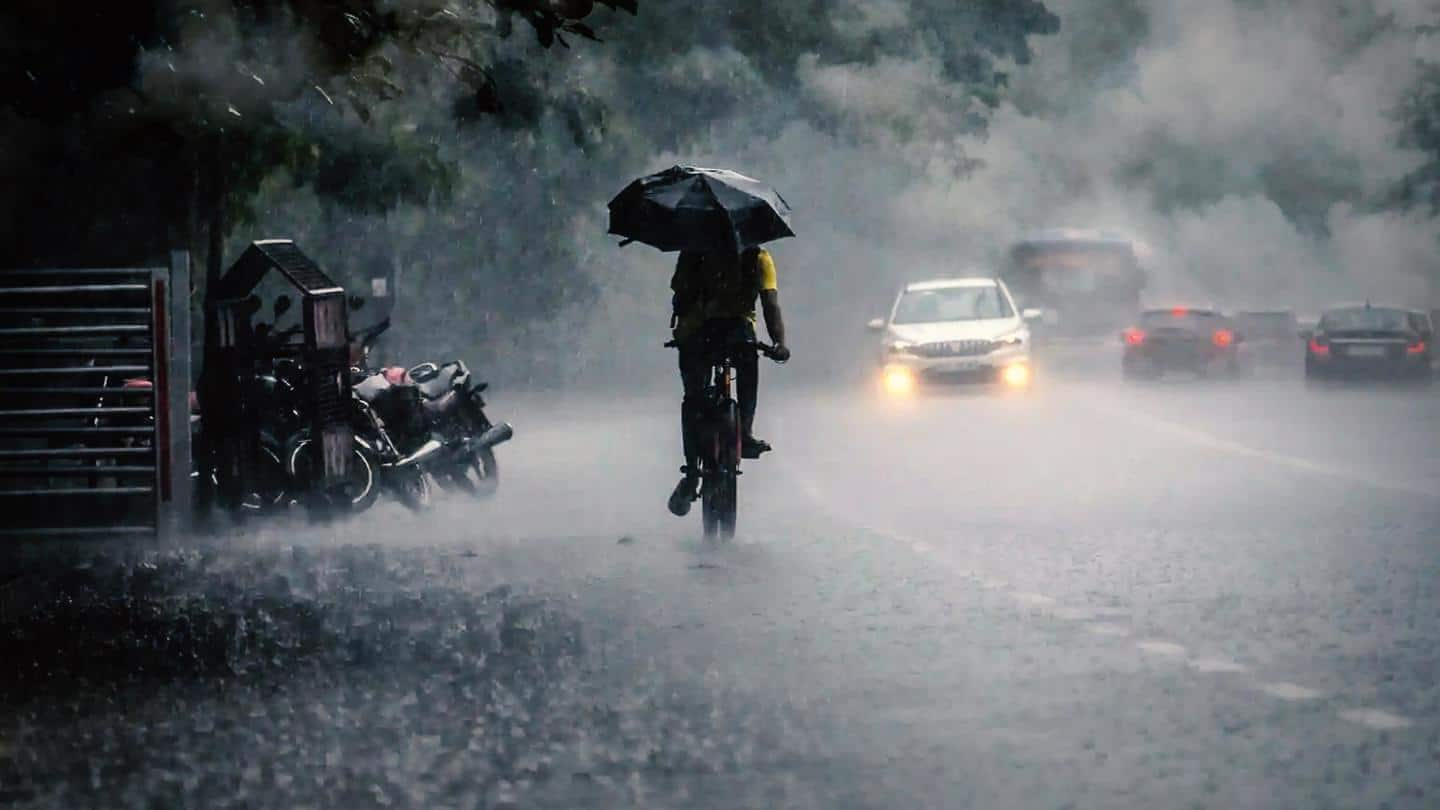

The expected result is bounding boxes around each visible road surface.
[4,370,1439,808]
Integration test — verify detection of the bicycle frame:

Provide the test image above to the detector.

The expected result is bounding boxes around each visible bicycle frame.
[669,336,776,539]
[696,345,744,539]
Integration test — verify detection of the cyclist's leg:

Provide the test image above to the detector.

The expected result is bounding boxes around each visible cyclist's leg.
[670,340,708,516]
[733,323,769,456]
[678,341,707,474]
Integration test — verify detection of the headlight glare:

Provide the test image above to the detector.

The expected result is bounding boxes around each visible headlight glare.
[881,364,917,396]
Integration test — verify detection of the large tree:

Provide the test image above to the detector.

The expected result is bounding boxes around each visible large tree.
[0,0,636,283]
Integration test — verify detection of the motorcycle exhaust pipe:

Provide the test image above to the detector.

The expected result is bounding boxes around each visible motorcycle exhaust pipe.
[475,422,514,450]
[393,438,444,468]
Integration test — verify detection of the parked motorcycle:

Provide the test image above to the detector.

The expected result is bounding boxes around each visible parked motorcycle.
[407,359,512,497]
[285,373,439,514]
[95,362,296,513]
[284,317,512,513]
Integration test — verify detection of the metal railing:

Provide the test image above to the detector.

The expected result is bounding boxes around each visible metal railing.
[0,253,191,541]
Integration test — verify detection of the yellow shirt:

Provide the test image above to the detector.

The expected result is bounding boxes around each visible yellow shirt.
[671,248,778,338]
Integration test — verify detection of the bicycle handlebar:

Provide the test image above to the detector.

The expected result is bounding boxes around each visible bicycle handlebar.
[663,339,786,363]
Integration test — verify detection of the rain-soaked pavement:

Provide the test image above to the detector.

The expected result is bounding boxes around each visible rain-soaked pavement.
[3,366,1439,808]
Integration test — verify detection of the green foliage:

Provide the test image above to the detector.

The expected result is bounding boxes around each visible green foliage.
[237,0,1068,385]
[3,0,1064,384]
[0,0,634,267]
[1395,60,1440,215]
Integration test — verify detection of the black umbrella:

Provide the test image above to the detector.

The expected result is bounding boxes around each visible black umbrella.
[608,165,795,253]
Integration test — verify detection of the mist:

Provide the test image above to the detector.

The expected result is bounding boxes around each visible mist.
[233,0,1440,390]
[7,4,1440,807]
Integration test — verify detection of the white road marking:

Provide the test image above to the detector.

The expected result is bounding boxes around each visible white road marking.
[1258,681,1324,701]
[1136,640,1187,658]
[1075,392,1437,499]
[1189,657,1248,674]
[1085,622,1131,637]
[1338,708,1413,731]
[783,458,1418,734]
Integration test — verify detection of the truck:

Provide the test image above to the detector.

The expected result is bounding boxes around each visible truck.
[1000,229,1146,341]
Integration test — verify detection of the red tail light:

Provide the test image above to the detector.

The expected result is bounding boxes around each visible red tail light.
[1122,328,1145,346]
[1408,340,1427,355]
[1308,338,1330,357]
[1212,329,1234,348]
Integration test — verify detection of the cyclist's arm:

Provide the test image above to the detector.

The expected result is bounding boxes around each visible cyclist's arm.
[760,289,786,348]
[756,250,787,351]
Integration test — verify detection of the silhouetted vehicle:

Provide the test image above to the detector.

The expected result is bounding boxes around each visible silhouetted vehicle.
[1001,229,1146,340]
[1234,309,1300,371]
[1303,305,1434,385]
[1121,307,1241,380]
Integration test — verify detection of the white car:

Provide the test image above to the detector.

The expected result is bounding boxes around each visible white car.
[866,277,1040,394]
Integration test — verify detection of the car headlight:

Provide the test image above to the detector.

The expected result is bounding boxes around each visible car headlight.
[881,364,917,395]
[993,330,1028,347]
[1002,362,1031,387]
[886,340,915,355]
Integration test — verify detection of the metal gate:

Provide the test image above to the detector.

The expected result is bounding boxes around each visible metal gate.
[0,253,192,541]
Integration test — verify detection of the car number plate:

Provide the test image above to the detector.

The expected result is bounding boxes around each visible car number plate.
[1346,345,1387,358]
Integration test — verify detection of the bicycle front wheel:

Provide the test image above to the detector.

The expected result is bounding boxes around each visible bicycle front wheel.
[701,401,740,540]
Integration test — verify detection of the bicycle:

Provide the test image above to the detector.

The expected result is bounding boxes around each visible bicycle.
[667,337,783,539]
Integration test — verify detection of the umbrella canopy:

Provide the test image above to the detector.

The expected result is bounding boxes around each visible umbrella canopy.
[608,165,795,253]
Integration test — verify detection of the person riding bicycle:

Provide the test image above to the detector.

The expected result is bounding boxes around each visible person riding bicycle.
[667,245,790,516]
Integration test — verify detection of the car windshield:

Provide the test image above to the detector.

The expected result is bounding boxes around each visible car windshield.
[1319,308,1409,331]
[892,286,1012,324]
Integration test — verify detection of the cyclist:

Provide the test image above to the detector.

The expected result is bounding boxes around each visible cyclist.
[667,245,790,516]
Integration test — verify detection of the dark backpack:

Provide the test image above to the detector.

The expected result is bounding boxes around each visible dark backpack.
[670,248,762,327]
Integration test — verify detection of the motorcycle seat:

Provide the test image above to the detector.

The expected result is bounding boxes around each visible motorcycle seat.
[422,389,461,420]
[352,372,392,404]
[416,374,454,401]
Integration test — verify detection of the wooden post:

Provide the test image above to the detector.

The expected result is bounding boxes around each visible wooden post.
[166,251,193,540]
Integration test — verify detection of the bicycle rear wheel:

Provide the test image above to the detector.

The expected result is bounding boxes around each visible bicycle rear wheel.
[701,401,739,539]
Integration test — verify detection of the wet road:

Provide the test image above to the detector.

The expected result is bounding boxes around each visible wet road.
[6,370,1439,808]
[469,370,1440,807]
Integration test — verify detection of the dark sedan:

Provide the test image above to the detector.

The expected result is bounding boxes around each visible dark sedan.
[1121,307,1241,380]
[1304,305,1433,385]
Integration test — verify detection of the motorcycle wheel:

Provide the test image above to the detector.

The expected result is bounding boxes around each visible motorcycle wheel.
[287,437,379,513]
[206,445,288,512]
[467,447,499,497]
[391,468,432,512]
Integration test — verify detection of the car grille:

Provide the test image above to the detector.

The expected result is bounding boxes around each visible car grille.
[911,339,995,358]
